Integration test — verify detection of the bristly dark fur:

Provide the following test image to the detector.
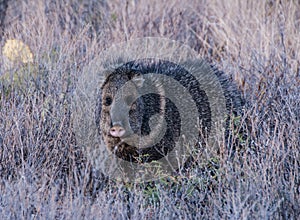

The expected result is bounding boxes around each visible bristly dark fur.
[95,58,244,164]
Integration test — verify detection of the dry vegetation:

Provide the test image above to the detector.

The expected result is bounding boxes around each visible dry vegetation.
[0,0,299,219]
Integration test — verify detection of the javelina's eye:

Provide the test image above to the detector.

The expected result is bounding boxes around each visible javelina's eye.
[104,96,112,106]
[129,103,137,115]
[129,109,134,115]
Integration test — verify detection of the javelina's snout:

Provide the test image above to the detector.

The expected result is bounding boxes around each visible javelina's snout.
[110,123,125,137]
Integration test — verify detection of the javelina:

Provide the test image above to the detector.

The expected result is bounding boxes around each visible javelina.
[95,58,243,164]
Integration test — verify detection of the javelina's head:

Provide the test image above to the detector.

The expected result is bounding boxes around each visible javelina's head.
[97,70,146,155]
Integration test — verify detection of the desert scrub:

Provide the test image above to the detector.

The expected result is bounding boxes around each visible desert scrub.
[0,0,299,219]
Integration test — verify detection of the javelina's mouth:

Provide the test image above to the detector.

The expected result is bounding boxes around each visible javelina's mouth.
[107,134,121,140]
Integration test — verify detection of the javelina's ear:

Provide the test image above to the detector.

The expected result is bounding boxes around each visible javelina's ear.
[132,75,145,88]
[100,70,114,89]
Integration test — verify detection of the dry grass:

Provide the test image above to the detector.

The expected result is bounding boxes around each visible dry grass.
[0,0,299,219]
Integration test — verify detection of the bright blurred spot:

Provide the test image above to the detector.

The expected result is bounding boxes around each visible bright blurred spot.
[2,39,33,64]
